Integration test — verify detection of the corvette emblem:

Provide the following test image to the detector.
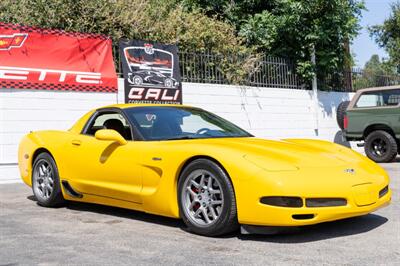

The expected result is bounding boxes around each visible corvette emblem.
[0,33,28,50]
[344,168,355,174]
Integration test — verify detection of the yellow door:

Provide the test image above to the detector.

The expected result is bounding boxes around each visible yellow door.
[64,133,143,204]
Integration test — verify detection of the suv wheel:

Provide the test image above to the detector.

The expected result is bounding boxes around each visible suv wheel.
[365,130,398,163]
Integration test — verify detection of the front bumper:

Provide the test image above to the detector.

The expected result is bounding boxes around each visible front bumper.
[234,166,391,227]
[243,189,390,227]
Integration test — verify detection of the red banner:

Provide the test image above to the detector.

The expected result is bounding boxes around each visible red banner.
[0,23,117,92]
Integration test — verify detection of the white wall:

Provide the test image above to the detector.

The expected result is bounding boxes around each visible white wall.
[183,83,353,142]
[0,79,353,183]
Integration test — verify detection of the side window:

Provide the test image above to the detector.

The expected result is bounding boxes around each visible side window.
[355,89,400,108]
[382,89,400,106]
[356,92,381,107]
[84,112,132,140]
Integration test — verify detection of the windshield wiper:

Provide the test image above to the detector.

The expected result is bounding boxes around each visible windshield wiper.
[165,135,197,140]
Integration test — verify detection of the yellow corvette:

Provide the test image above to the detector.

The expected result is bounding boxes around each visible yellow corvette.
[18,104,391,236]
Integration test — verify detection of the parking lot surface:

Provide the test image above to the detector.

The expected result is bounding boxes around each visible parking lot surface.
[1,163,399,265]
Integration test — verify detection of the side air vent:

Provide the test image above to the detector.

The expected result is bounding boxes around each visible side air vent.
[306,198,347,207]
[379,186,389,198]
[61,180,83,198]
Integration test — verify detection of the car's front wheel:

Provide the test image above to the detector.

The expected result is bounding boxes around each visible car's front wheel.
[178,159,239,236]
[32,152,65,207]
[365,130,398,163]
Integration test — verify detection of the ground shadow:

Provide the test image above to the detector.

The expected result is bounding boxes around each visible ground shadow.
[333,130,351,148]
[65,200,184,229]
[27,195,37,202]
[26,193,388,242]
[238,214,388,243]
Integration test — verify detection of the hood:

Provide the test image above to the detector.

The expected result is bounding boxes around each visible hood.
[208,137,361,171]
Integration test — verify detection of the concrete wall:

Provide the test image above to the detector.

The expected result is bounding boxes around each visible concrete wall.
[0,79,353,183]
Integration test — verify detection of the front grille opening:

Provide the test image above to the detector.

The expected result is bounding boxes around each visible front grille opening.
[306,198,347,207]
[292,214,314,220]
[260,196,303,208]
[379,186,389,198]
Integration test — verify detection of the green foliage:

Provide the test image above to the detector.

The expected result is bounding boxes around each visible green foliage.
[181,0,365,82]
[0,0,246,54]
[352,55,399,90]
[369,2,400,69]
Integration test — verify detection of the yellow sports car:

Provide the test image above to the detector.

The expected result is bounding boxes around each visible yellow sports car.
[18,104,391,236]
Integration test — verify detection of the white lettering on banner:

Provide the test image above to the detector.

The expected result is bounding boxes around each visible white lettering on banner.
[0,69,29,80]
[128,87,180,101]
[0,66,102,84]
[128,87,145,99]
[145,89,161,100]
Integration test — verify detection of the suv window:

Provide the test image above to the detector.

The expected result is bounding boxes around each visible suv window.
[84,111,132,140]
[355,89,400,108]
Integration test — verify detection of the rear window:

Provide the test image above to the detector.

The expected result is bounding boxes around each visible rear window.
[355,89,400,108]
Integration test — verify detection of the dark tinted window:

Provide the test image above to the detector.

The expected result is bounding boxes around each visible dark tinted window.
[124,106,252,141]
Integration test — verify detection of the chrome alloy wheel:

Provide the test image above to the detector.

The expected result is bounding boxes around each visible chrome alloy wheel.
[33,159,54,200]
[182,169,224,227]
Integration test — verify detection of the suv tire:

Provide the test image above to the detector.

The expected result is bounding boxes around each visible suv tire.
[365,130,398,163]
[336,101,350,130]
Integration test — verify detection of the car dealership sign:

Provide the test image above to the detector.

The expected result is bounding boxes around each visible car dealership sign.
[119,39,182,104]
[0,23,117,92]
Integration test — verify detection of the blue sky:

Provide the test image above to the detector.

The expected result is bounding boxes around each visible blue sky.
[351,0,394,68]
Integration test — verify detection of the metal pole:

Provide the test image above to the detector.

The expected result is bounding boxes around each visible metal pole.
[311,45,319,135]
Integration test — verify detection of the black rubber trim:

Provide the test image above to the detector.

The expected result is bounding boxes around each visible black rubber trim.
[61,180,83,198]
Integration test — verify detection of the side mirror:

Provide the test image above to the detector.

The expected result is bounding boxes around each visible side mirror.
[95,129,127,145]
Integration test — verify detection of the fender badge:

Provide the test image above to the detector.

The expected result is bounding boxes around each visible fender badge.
[344,168,355,174]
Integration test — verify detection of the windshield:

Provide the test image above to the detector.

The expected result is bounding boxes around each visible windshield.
[124,106,253,141]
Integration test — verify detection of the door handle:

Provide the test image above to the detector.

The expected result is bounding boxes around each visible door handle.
[71,140,82,146]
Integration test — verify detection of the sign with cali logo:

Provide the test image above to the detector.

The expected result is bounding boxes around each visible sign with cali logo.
[119,39,182,104]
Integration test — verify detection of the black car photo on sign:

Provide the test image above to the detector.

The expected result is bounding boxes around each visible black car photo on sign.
[128,70,178,88]
[123,44,179,89]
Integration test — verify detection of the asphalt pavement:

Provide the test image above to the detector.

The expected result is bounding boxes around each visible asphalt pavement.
[0,162,399,265]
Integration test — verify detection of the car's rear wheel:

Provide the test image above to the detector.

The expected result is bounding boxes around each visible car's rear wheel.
[32,153,65,207]
[365,130,398,163]
[178,159,239,236]
[164,78,173,88]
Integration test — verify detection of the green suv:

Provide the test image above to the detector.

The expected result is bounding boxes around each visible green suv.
[340,86,400,163]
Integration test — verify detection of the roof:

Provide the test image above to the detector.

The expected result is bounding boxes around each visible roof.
[100,103,194,109]
[355,85,400,93]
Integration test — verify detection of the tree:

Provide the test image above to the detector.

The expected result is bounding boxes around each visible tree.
[369,1,400,70]
[0,0,246,54]
[181,0,365,81]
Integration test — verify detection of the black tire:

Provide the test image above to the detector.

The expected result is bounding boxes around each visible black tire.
[336,101,350,130]
[164,78,173,88]
[178,159,239,236]
[32,152,65,207]
[132,75,143,85]
[364,130,398,163]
